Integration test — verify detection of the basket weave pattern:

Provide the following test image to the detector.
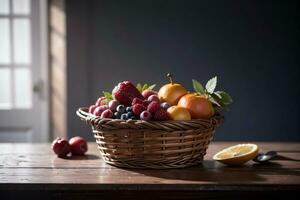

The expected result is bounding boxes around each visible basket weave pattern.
[77,107,223,169]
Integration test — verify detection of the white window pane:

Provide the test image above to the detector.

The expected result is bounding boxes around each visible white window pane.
[13,18,31,64]
[0,0,9,14]
[0,19,11,64]
[0,68,12,109]
[14,68,32,108]
[13,0,31,15]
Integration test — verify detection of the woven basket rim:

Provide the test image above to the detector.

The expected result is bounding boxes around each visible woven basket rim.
[77,107,223,131]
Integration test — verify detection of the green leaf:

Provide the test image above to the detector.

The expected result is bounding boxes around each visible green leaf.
[142,83,148,91]
[192,79,205,95]
[213,91,222,99]
[148,84,156,91]
[209,96,221,107]
[210,93,226,108]
[136,83,142,92]
[205,76,217,94]
[103,91,113,100]
[136,83,157,92]
[215,91,233,105]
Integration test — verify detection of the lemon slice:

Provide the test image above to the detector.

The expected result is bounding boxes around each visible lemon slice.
[213,144,259,165]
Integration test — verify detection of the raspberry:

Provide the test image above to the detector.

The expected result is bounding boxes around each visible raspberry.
[140,111,152,121]
[93,105,108,116]
[142,90,157,99]
[131,97,144,106]
[143,100,150,107]
[108,100,120,112]
[147,101,160,113]
[153,108,168,121]
[95,96,108,106]
[132,104,146,117]
[100,109,113,118]
[88,105,97,113]
[148,95,160,103]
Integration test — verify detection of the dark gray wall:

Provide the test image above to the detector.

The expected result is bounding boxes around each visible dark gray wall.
[67,0,300,141]
[66,1,90,139]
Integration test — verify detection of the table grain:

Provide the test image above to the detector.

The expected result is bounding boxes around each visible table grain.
[0,142,299,199]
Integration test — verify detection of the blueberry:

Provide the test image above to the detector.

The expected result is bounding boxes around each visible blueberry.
[120,113,128,120]
[130,116,137,120]
[114,112,121,119]
[116,105,125,113]
[127,111,133,117]
[125,107,132,112]
[160,102,170,110]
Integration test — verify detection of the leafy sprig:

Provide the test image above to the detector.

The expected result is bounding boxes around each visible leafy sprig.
[136,83,156,93]
[102,91,113,101]
[192,76,232,109]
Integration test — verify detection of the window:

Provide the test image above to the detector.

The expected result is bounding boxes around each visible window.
[0,0,32,109]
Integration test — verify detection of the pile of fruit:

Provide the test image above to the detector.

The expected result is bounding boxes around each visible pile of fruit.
[88,74,232,121]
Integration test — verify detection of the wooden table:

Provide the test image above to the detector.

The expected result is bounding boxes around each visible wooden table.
[1,142,299,199]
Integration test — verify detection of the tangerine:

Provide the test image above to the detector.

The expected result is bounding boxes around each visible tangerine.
[167,106,191,121]
[158,73,188,106]
[178,93,214,119]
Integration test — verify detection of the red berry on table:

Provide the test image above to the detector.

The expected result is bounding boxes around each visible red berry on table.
[112,81,144,106]
[147,101,160,113]
[131,97,144,106]
[93,105,108,116]
[153,108,168,121]
[51,137,70,158]
[108,100,120,112]
[132,104,146,117]
[140,110,152,121]
[69,136,88,156]
[88,105,97,113]
[142,90,157,99]
[100,109,113,118]
[95,96,109,106]
[148,94,160,103]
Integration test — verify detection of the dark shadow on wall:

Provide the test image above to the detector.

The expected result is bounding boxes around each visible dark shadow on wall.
[66,0,300,141]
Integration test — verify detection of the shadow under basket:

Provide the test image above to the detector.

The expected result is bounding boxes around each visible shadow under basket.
[77,107,223,169]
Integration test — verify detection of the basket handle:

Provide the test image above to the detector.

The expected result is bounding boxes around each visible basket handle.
[76,107,92,122]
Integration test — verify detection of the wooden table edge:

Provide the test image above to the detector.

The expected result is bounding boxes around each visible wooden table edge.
[1,183,299,191]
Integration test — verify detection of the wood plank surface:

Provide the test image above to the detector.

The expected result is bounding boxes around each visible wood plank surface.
[0,142,299,193]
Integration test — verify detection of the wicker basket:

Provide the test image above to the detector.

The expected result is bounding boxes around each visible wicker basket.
[76,107,223,169]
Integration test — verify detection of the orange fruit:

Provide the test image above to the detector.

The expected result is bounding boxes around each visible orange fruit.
[158,83,187,106]
[178,93,214,119]
[167,105,191,120]
[213,144,259,165]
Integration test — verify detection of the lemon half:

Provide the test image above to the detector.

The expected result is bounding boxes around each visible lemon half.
[213,144,259,165]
